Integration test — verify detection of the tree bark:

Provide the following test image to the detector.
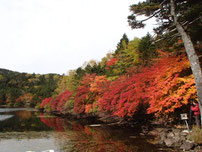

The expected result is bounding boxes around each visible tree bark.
[170,0,202,124]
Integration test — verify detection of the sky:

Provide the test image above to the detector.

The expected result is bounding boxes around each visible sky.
[0,0,155,75]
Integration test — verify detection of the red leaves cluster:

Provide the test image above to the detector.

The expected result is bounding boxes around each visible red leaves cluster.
[106,58,118,70]
[99,53,196,117]
[41,97,53,108]
[98,73,150,117]
[41,52,196,119]
[106,58,118,66]
[74,74,96,114]
[56,90,73,113]
[41,91,73,113]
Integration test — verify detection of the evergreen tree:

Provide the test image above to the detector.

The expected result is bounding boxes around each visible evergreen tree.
[138,33,156,65]
[115,33,129,54]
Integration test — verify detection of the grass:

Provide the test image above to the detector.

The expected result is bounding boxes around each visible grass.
[188,126,202,144]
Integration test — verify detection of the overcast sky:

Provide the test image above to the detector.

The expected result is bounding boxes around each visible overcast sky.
[0,0,155,74]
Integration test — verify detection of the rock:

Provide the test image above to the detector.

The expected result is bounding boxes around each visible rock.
[148,130,159,136]
[172,128,181,136]
[180,141,194,151]
[173,136,182,147]
[158,139,164,145]
[164,137,175,147]
[159,131,167,141]
[155,128,164,133]
[140,133,145,136]
[180,135,186,142]
[181,130,189,136]
[167,132,175,138]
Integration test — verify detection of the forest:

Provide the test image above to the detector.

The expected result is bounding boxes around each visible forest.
[0,68,61,107]
[1,0,202,123]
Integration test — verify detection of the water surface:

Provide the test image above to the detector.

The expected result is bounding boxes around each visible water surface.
[0,108,173,152]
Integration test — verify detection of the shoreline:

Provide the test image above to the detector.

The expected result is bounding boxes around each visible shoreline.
[0,106,201,151]
[41,109,202,152]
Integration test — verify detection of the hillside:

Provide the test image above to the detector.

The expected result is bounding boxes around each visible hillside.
[0,68,61,107]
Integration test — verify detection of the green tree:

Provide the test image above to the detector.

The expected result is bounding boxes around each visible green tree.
[115,33,129,54]
[115,37,141,74]
[138,33,156,65]
[0,68,61,106]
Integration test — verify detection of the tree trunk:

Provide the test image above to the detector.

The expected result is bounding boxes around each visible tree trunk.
[171,0,202,124]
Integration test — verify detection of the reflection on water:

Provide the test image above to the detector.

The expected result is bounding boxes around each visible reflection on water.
[0,108,172,152]
[0,109,51,132]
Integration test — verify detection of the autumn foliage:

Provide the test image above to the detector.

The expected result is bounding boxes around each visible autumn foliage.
[41,91,73,113]
[73,74,110,114]
[73,74,96,114]
[41,97,53,108]
[99,53,196,117]
[106,58,118,70]
[16,93,33,103]
[40,52,197,120]
[56,90,73,113]
[106,58,118,66]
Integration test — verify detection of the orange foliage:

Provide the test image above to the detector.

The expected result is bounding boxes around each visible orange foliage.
[40,51,196,119]
[16,93,33,104]
[74,74,110,114]
[146,54,196,115]
[85,104,92,113]
[99,53,196,117]
[90,75,110,99]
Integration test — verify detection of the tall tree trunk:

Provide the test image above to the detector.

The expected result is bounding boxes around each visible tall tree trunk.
[171,0,202,124]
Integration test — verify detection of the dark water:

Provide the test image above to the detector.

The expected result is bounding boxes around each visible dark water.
[0,108,172,152]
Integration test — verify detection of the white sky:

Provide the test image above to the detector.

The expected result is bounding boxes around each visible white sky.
[0,0,155,74]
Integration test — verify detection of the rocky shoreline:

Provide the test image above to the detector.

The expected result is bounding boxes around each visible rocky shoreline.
[145,127,201,151]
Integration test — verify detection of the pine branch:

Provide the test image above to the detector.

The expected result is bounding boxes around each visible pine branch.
[140,9,161,23]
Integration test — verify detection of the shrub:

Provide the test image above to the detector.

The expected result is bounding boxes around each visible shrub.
[44,104,52,113]
[35,103,41,110]
[65,100,74,113]
[188,126,202,144]
[14,101,24,107]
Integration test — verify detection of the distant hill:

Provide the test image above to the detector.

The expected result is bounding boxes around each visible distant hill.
[0,68,62,107]
[0,68,19,74]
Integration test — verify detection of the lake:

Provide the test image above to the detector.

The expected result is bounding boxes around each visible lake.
[0,108,172,152]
